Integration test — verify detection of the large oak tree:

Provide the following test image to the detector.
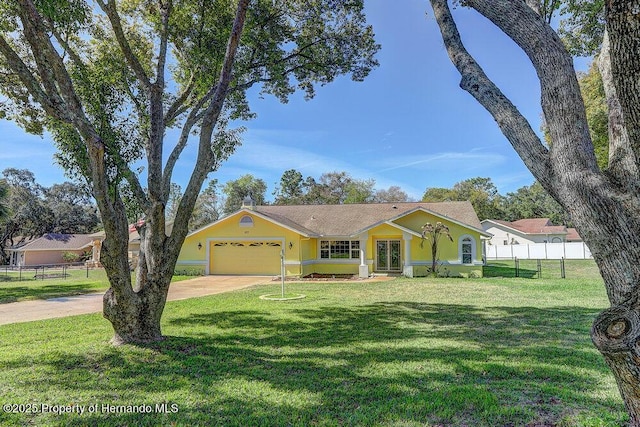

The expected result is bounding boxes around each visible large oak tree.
[428,0,640,422]
[0,0,378,344]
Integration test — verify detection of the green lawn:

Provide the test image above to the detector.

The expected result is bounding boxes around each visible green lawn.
[0,268,109,304]
[0,263,627,426]
[0,268,193,304]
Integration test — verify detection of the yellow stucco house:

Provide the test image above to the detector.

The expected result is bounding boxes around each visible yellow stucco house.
[176,201,490,278]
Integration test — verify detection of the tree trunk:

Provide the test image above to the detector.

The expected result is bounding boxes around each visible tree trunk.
[592,305,640,425]
[98,0,250,346]
[101,222,177,345]
[103,283,169,345]
[550,117,640,426]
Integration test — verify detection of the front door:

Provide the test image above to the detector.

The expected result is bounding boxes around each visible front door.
[376,240,401,272]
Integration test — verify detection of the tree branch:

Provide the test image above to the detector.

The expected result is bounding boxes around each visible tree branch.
[169,0,250,250]
[165,73,196,123]
[154,0,171,89]
[597,31,639,191]
[50,28,86,73]
[463,0,599,176]
[96,0,151,89]
[162,104,205,199]
[122,165,150,212]
[14,0,133,292]
[16,0,94,134]
[429,0,552,187]
[605,0,640,167]
[0,35,61,117]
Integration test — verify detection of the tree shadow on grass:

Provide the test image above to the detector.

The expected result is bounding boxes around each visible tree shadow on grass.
[0,283,100,304]
[2,303,627,426]
[484,263,538,278]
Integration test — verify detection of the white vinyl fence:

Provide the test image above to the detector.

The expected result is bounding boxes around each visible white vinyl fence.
[485,242,592,260]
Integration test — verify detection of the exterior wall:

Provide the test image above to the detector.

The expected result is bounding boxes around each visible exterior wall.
[21,250,85,266]
[305,262,360,275]
[370,223,403,272]
[177,210,303,276]
[393,211,484,278]
[177,208,486,278]
[412,264,483,278]
[301,237,363,277]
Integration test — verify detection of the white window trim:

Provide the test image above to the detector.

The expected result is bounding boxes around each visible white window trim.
[459,234,476,265]
[239,215,254,227]
[318,239,361,260]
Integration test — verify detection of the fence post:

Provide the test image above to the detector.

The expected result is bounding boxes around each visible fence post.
[86,263,89,278]
[561,257,566,279]
[515,257,519,278]
[19,265,22,281]
[537,259,542,279]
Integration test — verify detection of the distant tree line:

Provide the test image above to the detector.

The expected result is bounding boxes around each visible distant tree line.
[162,170,412,231]
[422,177,570,225]
[0,166,570,264]
[0,168,100,263]
[171,169,571,229]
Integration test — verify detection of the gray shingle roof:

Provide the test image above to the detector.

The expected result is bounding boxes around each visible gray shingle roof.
[12,233,95,251]
[254,201,483,237]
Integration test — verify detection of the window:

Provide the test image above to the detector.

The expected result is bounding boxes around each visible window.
[462,237,473,264]
[320,240,360,259]
[239,215,254,227]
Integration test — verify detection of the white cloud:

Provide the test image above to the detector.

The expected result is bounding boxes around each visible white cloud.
[376,150,507,173]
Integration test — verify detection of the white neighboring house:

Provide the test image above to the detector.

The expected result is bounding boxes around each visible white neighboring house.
[481,218,582,246]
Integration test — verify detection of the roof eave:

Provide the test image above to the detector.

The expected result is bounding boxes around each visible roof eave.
[187,208,314,238]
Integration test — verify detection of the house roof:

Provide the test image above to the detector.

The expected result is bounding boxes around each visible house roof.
[250,201,485,237]
[10,233,95,252]
[483,218,567,235]
[566,228,582,241]
[90,221,175,243]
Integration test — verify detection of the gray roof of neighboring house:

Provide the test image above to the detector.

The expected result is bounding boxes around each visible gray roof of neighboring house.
[253,201,484,237]
[10,233,96,251]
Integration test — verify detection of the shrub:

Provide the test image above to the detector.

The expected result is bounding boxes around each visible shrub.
[62,252,80,263]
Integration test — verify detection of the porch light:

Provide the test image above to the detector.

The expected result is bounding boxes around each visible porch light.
[289,242,293,249]
[198,242,202,250]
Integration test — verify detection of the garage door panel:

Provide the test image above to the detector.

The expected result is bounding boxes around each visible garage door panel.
[210,241,281,275]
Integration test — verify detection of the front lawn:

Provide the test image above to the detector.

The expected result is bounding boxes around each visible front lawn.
[0,268,193,304]
[0,268,109,303]
[0,274,626,426]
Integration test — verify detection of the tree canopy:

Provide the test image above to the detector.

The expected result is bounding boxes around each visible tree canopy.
[222,173,267,214]
[0,0,379,344]
[0,168,100,263]
[273,169,411,205]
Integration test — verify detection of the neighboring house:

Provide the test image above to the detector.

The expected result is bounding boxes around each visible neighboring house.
[177,200,490,278]
[89,221,173,268]
[6,221,175,268]
[481,218,582,245]
[7,233,95,267]
[565,228,582,242]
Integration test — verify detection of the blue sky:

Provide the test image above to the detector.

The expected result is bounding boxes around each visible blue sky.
[0,0,590,201]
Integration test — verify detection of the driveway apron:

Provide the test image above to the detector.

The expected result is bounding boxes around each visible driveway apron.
[0,275,272,326]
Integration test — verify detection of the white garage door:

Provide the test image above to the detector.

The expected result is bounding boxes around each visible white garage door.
[209,241,282,275]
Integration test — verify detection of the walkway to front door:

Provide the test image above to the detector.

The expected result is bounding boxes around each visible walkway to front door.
[376,240,401,272]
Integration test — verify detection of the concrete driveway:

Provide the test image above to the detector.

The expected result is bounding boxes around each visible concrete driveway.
[0,275,273,326]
